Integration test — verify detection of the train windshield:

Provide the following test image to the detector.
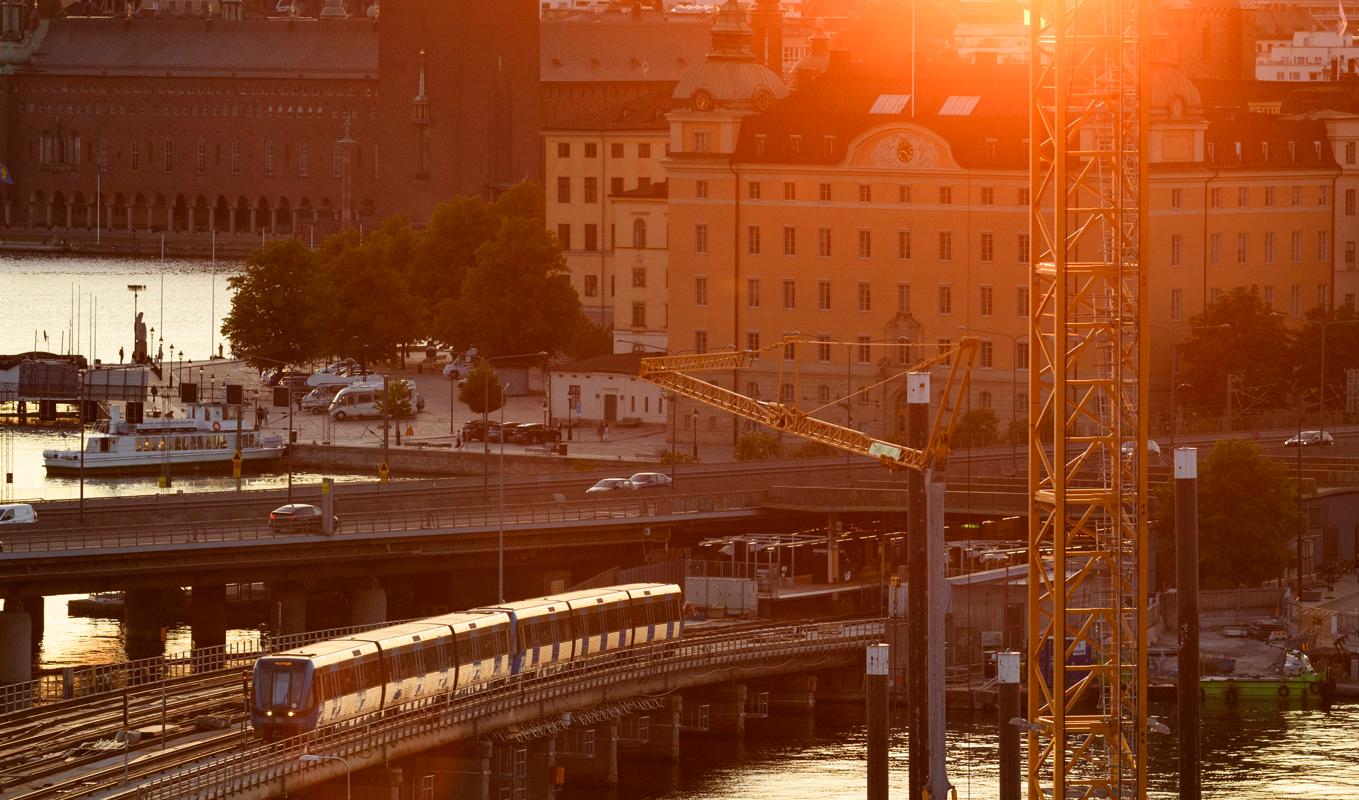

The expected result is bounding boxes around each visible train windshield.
[256,660,309,708]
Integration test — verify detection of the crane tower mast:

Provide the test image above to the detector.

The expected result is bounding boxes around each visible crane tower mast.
[1027,0,1150,795]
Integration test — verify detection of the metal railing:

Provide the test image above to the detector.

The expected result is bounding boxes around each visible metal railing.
[0,618,422,715]
[129,619,883,800]
[0,490,768,555]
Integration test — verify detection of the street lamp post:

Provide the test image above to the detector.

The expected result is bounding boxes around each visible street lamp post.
[498,381,509,603]
[1170,382,1192,452]
[298,754,350,800]
[691,409,699,460]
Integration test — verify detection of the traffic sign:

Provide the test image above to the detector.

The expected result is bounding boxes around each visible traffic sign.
[378,461,390,483]
[232,449,243,479]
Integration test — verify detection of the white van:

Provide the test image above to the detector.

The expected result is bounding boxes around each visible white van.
[0,503,36,525]
[328,380,424,420]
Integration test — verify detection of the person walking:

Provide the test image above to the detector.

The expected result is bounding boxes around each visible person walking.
[118,346,125,364]
[603,424,610,443]
[596,422,604,442]
[454,431,462,450]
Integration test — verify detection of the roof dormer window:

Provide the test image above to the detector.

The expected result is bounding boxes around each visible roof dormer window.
[1261,141,1269,161]
[790,134,802,155]
[755,134,767,156]
[1233,141,1242,162]
[1288,141,1296,162]
[1315,140,1323,159]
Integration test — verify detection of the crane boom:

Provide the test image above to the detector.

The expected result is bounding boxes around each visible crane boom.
[639,336,980,472]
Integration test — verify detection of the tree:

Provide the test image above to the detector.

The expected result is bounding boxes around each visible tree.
[953,408,1000,448]
[1150,438,1301,590]
[412,199,497,339]
[446,216,582,357]
[1177,288,1294,418]
[734,431,783,461]
[1290,304,1359,417]
[376,379,414,419]
[220,239,322,369]
[459,362,504,416]
[565,319,614,360]
[318,219,422,365]
[492,180,546,224]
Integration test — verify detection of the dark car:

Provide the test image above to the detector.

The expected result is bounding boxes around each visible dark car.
[279,374,313,397]
[509,423,561,445]
[1284,430,1334,447]
[489,422,527,443]
[266,369,310,387]
[268,503,339,534]
[461,419,501,442]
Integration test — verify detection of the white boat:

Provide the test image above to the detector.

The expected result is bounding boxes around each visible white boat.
[42,402,285,475]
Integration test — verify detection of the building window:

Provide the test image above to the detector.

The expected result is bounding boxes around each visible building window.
[695,330,708,354]
[1018,187,1029,206]
[692,130,709,153]
[980,340,994,368]
[938,231,952,261]
[130,140,140,173]
[755,134,767,155]
[783,279,796,309]
[817,280,831,311]
[1171,288,1182,321]
[695,224,709,254]
[858,230,872,259]
[611,142,624,158]
[1264,286,1275,308]
[1348,141,1356,164]
[1292,186,1302,206]
[748,181,762,200]
[790,135,801,155]
[632,218,647,248]
[1346,241,1356,269]
[584,142,597,158]
[639,142,651,158]
[938,284,952,314]
[748,277,761,308]
[584,274,597,297]
[1347,189,1356,216]
[781,382,795,401]
[898,230,912,260]
[817,335,832,363]
[979,391,993,410]
[819,182,832,202]
[632,266,646,288]
[858,184,872,203]
[1016,341,1030,370]
[1210,187,1221,208]
[900,185,911,203]
[747,225,761,255]
[979,232,993,263]
[857,336,872,364]
[1016,286,1029,315]
[1171,234,1182,267]
[632,302,647,328]
[1319,284,1329,308]
[557,223,572,250]
[1237,233,1248,264]
[981,187,994,205]
[195,139,206,175]
[979,286,993,316]
[898,283,912,313]
[937,338,952,364]
[230,139,241,176]
[819,227,832,257]
[584,177,598,204]
[1291,231,1303,263]
[823,135,836,157]
[1017,233,1030,263]
[783,181,796,201]
[557,142,570,158]
[1265,186,1275,207]
[1264,231,1275,264]
[1291,284,1301,316]
[939,186,952,204]
[298,141,308,177]
[783,338,796,360]
[783,226,796,256]
[1171,188,1182,209]
[858,282,871,312]
[696,179,708,199]
[1209,233,1221,265]
[1238,187,1248,207]
[163,137,173,173]
[584,224,598,251]
[1319,230,1330,260]
[556,176,570,204]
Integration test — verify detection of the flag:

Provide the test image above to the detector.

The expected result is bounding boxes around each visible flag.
[1341,0,1350,37]
[0,163,11,185]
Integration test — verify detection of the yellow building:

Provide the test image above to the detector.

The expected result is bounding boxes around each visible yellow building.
[609,180,671,354]
[660,2,1345,445]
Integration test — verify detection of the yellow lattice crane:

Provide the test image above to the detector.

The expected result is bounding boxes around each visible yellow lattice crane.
[639,336,980,473]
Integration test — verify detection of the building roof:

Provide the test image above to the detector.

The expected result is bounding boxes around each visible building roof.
[733,61,1029,168]
[546,90,674,132]
[26,17,378,79]
[555,353,646,375]
[541,10,712,84]
[1204,115,1338,170]
[611,179,669,199]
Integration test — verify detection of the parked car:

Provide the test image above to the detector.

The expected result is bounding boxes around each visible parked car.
[626,472,673,490]
[489,422,529,443]
[266,369,309,387]
[268,504,338,534]
[461,419,501,442]
[319,358,358,375]
[301,386,341,414]
[509,423,561,445]
[1284,430,1334,447]
[586,478,633,495]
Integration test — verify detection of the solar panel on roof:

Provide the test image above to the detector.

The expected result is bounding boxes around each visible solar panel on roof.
[938,96,981,116]
[869,94,911,115]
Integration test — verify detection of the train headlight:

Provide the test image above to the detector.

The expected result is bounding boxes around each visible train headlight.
[265,711,273,717]
[287,711,295,717]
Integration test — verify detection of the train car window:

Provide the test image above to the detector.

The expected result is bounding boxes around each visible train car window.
[362,655,381,689]
[260,661,307,707]
[456,633,473,665]
[402,646,420,679]
[520,620,536,651]
[339,663,357,696]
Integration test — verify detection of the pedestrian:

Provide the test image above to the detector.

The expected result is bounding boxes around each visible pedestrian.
[596,422,604,442]
[603,424,610,443]
[455,431,462,450]
[260,406,270,427]
[118,346,124,364]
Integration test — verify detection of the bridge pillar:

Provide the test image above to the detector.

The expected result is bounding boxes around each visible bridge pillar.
[191,584,227,650]
[269,582,307,636]
[0,610,32,686]
[408,739,490,800]
[350,583,387,626]
[124,589,166,661]
[620,695,682,761]
[5,596,44,650]
[695,682,746,736]
[764,673,818,715]
[557,720,618,786]
[525,736,558,800]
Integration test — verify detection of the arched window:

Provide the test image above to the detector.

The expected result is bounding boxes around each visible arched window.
[632,218,647,249]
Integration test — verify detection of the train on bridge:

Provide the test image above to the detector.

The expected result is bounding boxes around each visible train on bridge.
[252,583,683,739]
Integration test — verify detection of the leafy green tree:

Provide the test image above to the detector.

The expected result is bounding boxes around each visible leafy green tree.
[953,408,1000,448]
[1151,438,1301,590]
[565,319,614,360]
[220,239,322,369]
[734,431,783,461]
[319,219,421,365]
[492,180,546,224]
[1178,288,1294,418]
[446,217,581,357]
[376,379,414,418]
[1290,305,1359,416]
[412,199,497,339]
[459,362,504,416]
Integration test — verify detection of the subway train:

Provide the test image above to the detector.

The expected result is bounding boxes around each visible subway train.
[251,583,684,738]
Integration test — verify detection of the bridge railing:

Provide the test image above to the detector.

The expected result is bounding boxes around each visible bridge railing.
[0,618,422,716]
[2,490,768,555]
[128,618,884,800]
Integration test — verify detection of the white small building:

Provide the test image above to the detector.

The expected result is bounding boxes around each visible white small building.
[549,353,668,426]
[1256,29,1359,81]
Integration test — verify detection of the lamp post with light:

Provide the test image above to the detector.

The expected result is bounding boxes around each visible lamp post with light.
[298,754,350,800]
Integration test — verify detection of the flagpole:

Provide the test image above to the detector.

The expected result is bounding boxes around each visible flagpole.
[95,173,101,246]
[210,230,216,359]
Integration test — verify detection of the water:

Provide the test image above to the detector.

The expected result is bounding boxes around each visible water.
[38,594,259,670]
[579,703,1359,800]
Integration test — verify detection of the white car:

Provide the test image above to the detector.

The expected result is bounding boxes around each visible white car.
[1120,440,1161,459]
[1284,430,1334,447]
[586,478,632,495]
[626,472,673,490]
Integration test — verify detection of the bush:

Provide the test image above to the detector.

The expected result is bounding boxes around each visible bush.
[734,431,783,461]
[658,450,700,465]
[953,408,1000,448]
[790,441,835,458]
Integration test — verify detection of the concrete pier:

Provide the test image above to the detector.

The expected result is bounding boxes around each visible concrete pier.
[350,583,388,626]
[190,584,227,650]
[763,673,817,715]
[270,582,307,635]
[620,696,682,761]
[124,589,166,661]
[0,610,32,686]
[526,737,558,800]
[695,682,746,736]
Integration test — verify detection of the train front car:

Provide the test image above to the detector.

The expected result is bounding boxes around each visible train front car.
[620,583,684,645]
[252,654,316,738]
[252,638,385,738]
